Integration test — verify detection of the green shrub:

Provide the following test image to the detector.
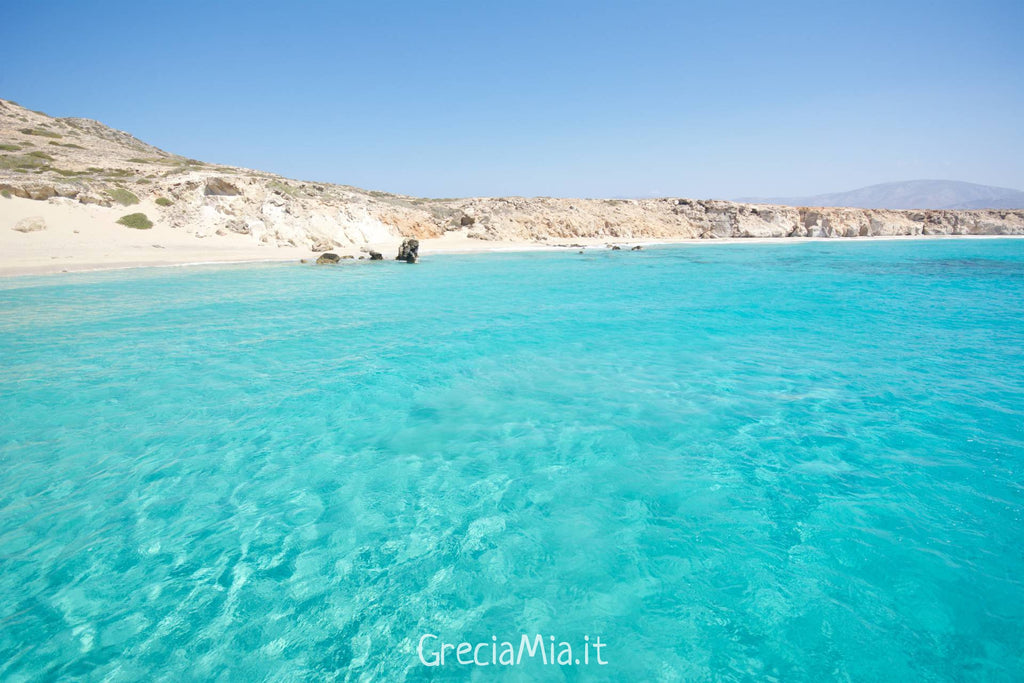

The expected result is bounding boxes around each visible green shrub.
[108,188,139,206]
[27,150,55,161]
[0,143,20,152]
[19,127,62,139]
[48,141,86,150]
[267,180,301,197]
[0,154,48,170]
[117,212,153,229]
[155,197,173,207]
[1,190,11,199]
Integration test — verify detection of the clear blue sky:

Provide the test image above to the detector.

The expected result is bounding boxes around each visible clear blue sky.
[1,0,1022,198]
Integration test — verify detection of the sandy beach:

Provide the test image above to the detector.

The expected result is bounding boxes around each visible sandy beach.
[4,194,1023,278]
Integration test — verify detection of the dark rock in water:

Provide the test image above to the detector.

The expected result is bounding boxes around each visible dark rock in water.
[341,255,354,259]
[611,245,621,250]
[300,259,308,264]
[368,250,383,260]
[578,250,584,254]
[204,178,241,196]
[396,238,419,263]
[631,245,643,251]
[316,252,340,264]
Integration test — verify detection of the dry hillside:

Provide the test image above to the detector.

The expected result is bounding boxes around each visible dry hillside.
[2,97,1023,266]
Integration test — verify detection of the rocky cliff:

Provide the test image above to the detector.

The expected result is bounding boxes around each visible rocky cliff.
[3,98,1023,251]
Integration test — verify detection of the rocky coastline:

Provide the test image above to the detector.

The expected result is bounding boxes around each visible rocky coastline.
[3,97,1024,276]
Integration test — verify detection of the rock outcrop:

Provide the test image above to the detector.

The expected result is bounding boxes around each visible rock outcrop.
[12,216,46,232]
[396,238,419,263]
[315,252,340,264]
[204,178,241,196]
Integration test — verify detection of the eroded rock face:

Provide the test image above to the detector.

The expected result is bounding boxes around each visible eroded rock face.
[204,178,241,196]
[315,252,340,264]
[12,216,46,232]
[2,184,60,200]
[396,238,419,263]
[78,194,111,207]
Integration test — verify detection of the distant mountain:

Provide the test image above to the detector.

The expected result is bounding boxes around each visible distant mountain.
[737,180,1024,210]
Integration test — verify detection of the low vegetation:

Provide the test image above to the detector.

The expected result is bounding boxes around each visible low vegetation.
[19,127,63,139]
[26,150,55,161]
[127,156,207,169]
[155,197,173,206]
[0,154,49,170]
[0,143,21,151]
[48,141,86,150]
[52,168,92,177]
[267,180,301,197]
[117,212,153,229]
[108,188,140,206]
[1,190,11,199]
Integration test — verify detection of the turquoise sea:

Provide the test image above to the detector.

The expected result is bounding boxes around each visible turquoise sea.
[1,240,1023,681]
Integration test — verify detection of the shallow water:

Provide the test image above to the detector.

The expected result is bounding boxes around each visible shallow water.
[1,240,1023,680]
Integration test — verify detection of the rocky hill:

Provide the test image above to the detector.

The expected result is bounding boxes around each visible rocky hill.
[2,98,1024,260]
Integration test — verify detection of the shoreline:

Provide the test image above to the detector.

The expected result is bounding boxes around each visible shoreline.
[2,233,1023,279]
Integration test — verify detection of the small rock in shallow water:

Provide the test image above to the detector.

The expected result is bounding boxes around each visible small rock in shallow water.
[396,238,419,263]
[611,245,621,250]
[369,250,383,260]
[631,245,643,251]
[316,252,341,264]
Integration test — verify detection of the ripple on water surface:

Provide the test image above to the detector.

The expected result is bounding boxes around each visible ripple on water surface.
[1,241,1023,680]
